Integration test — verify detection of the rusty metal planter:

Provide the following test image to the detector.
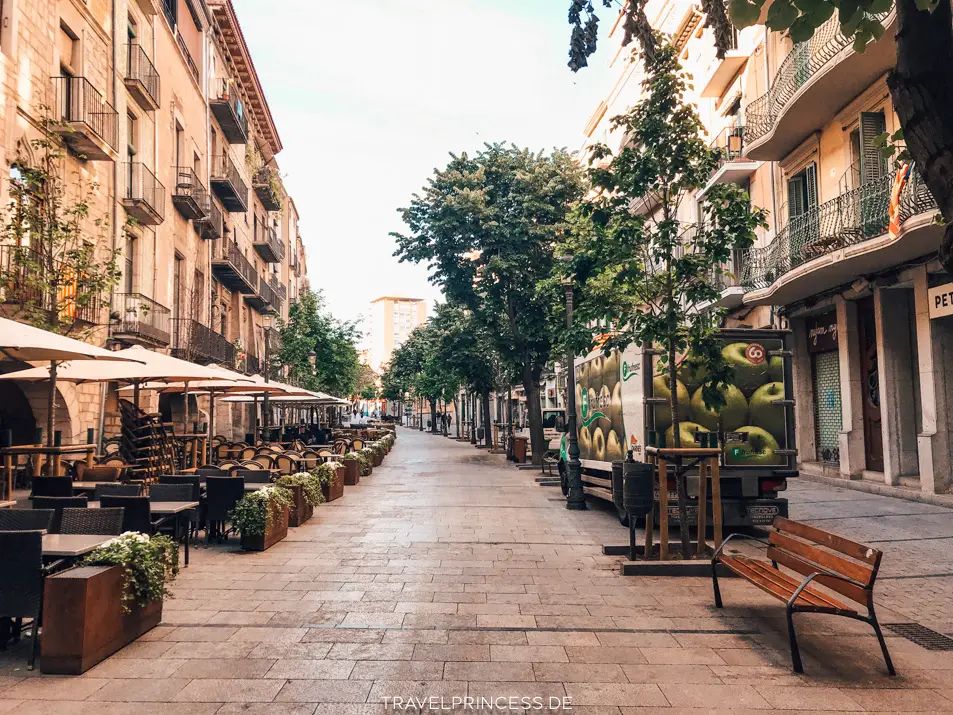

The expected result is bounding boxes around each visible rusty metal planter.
[240,505,289,551]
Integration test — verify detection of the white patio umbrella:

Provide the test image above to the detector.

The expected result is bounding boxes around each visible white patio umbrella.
[0,318,146,447]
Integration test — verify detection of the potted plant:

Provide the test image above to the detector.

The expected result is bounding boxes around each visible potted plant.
[42,533,178,674]
[275,471,324,526]
[341,452,363,485]
[233,485,292,551]
[316,461,345,501]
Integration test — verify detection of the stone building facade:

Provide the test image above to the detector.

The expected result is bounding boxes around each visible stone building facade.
[0,0,310,445]
[582,1,951,499]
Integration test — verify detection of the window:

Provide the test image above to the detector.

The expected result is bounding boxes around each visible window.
[173,254,184,325]
[124,235,137,293]
[127,112,137,162]
[59,22,79,75]
[174,123,183,170]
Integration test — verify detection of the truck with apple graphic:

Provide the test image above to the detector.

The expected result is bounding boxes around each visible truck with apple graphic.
[558,328,795,528]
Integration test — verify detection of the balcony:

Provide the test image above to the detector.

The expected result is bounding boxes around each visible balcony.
[171,167,209,220]
[252,166,282,211]
[172,318,236,366]
[698,126,761,199]
[211,241,257,294]
[244,276,280,315]
[699,28,747,99]
[243,352,261,376]
[741,169,939,306]
[111,293,171,346]
[744,12,896,160]
[196,200,224,240]
[0,245,102,325]
[125,43,160,111]
[253,224,284,263]
[210,153,249,213]
[121,163,165,226]
[210,78,249,145]
[52,76,118,161]
[270,276,287,301]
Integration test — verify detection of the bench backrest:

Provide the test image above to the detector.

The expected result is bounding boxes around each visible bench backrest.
[767,517,882,605]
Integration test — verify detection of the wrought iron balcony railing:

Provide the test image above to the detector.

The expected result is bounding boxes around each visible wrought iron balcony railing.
[125,43,160,111]
[0,244,102,324]
[211,241,257,294]
[196,199,224,240]
[112,293,171,346]
[742,169,937,290]
[710,125,747,169]
[210,78,249,144]
[270,276,287,300]
[252,166,282,211]
[171,167,209,221]
[172,318,235,366]
[253,224,284,263]
[210,152,249,212]
[52,76,118,160]
[121,163,165,226]
[744,14,887,146]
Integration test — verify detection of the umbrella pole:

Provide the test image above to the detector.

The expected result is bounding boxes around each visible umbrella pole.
[253,395,260,444]
[208,389,216,465]
[134,381,141,410]
[184,381,190,435]
[46,362,58,463]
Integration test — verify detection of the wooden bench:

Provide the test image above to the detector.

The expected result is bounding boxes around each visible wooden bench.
[711,516,895,675]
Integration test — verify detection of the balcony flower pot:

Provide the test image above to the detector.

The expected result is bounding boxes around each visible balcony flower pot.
[233,485,292,552]
[42,534,178,674]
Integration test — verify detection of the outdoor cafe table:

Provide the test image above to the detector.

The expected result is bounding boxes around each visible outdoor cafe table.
[2,443,97,499]
[0,501,14,509]
[42,533,113,559]
[89,500,199,566]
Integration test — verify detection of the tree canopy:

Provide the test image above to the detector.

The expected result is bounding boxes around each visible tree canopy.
[278,289,361,397]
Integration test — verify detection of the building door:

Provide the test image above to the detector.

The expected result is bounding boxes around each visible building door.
[807,310,842,464]
[857,297,884,471]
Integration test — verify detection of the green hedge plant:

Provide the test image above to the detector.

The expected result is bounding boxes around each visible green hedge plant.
[83,532,179,612]
[344,450,371,476]
[231,485,294,537]
[276,471,325,507]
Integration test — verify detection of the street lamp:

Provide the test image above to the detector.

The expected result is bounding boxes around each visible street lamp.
[560,253,586,511]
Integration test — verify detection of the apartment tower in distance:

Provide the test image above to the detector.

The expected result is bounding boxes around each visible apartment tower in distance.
[368,296,427,373]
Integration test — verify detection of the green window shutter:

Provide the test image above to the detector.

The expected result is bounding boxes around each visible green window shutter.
[788,175,805,218]
[859,111,887,185]
[805,162,818,211]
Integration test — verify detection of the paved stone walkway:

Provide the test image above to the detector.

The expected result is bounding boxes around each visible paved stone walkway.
[3,427,953,713]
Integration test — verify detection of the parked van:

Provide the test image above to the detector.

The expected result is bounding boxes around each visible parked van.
[558,329,796,527]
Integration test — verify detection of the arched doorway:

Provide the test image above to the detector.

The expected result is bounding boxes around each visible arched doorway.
[0,381,37,444]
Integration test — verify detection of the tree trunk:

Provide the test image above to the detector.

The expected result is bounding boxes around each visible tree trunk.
[470,393,478,445]
[888,0,953,273]
[522,364,546,465]
[429,399,438,433]
[454,398,461,438]
[668,343,692,559]
[481,391,492,448]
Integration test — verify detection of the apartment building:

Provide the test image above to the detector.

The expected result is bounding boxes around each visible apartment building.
[368,296,428,373]
[0,0,309,443]
[583,2,951,497]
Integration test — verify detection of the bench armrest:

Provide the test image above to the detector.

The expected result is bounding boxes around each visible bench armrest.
[712,532,771,562]
[787,570,869,610]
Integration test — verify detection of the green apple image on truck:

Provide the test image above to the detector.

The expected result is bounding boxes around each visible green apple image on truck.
[559,329,796,528]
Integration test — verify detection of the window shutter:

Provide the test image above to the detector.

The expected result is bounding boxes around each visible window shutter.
[859,111,887,185]
[787,175,805,219]
[805,162,818,211]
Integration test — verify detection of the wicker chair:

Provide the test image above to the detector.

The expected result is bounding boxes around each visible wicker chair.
[0,510,54,532]
[100,496,175,535]
[0,530,65,669]
[301,450,320,470]
[157,476,202,501]
[239,447,258,461]
[59,507,124,535]
[252,454,275,469]
[215,443,234,462]
[274,455,295,475]
[31,496,87,533]
[351,439,365,451]
[94,483,141,500]
[205,477,244,542]
[239,459,265,470]
[102,438,121,455]
[332,440,349,455]
[30,476,73,498]
[75,465,122,482]
[233,469,271,484]
[148,484,192,502]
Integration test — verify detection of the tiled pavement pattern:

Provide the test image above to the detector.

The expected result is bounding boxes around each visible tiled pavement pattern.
[2,428,953,714]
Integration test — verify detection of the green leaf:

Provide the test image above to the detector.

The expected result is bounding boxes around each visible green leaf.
[767,0,799,29]
[729,0,763,28]
[789,16,817,41]
[868,0,892,13]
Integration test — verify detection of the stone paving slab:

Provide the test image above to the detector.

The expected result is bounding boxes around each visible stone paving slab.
[3,427,953,713]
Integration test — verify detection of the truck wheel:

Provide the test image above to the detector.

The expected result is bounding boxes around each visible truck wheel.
[616,504,629,527]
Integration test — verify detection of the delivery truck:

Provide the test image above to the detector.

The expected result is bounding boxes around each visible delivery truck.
[558,328,796,527]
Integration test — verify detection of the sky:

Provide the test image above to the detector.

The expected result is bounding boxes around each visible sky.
[231,0,613,332]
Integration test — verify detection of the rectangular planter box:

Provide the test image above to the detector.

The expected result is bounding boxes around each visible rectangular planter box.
[373,451,383,467]
[42,565,162,674]
[343,459,360,486]
[322,466,345,501]
[241,505,289,551]
[284,484,313,527]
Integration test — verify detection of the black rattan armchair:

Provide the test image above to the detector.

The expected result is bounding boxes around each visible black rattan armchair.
[31,496,87,533]
[59,507,124,535]
[0,510,54,532]
[29,476,73,498]
[205,476,244,542]
[99,496,175,535]
[0,530,65,669]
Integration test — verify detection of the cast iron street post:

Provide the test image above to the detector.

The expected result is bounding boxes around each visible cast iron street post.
[562,275,586,511]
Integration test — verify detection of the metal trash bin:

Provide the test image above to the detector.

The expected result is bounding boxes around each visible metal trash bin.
[623,461,654,518]
[512,436,528,463]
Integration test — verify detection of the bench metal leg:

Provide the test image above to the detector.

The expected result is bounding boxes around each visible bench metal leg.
[868,606,896,676]
[711,559,723,608]
[786,605,803,673]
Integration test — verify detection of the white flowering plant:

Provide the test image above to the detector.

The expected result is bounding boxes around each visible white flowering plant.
[82,532,179,612]
[276,471,324,507]
[231,485,293,537]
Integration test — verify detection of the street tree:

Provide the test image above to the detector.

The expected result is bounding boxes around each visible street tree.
[567,0,953,274]
[393,143,585,463]
[558,41,766,555]
[279,289,362,397]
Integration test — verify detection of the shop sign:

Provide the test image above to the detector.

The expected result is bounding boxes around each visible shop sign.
[928,282,953,319]
[806,310,838,353]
